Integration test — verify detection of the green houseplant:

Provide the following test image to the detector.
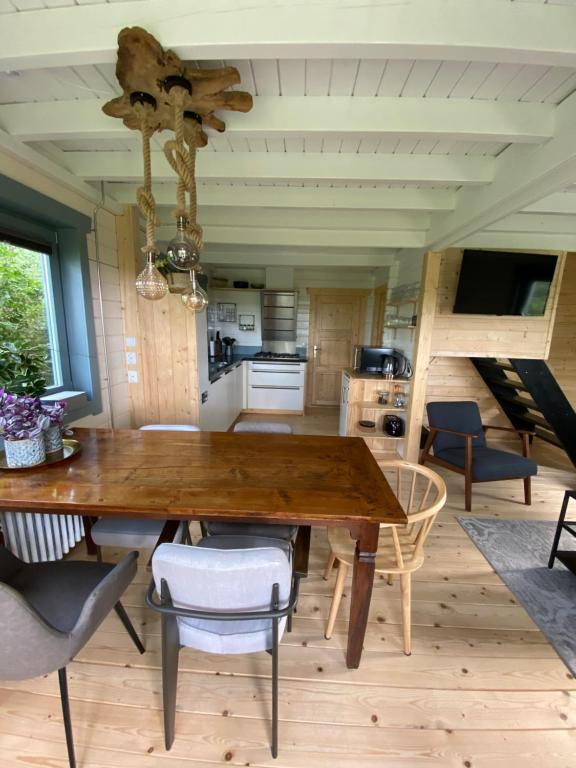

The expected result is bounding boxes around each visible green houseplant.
[0,342,47,397]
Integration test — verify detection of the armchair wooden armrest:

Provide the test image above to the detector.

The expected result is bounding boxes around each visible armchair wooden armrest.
[429,427,480,439]
[482,425,535,436]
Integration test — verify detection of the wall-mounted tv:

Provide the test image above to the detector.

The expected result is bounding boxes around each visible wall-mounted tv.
[453,250,558,316]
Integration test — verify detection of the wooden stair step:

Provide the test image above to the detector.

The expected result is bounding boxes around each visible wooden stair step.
[534,427,563,448]
[495,391,540,411]
[516,413,554,430]
[474,360,515,373]
[483,376,529,393]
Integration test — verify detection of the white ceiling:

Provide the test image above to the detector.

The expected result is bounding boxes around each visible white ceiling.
[2,0,576,263]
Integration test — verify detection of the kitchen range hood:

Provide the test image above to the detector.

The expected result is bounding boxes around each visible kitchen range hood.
[261,290,298,354]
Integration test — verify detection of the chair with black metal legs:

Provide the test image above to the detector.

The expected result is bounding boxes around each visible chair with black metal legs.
[0,546,144,768]
[147,541,298,758]
[548,490,576,572]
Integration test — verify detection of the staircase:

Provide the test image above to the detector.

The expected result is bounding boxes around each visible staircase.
[471,358,576,468]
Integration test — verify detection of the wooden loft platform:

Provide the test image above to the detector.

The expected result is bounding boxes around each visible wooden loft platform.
[0,435,574,768]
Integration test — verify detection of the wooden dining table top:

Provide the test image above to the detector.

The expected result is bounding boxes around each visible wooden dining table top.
[0,428,406,527]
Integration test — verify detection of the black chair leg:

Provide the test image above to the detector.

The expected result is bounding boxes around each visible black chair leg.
[114,602,145,654]
[549,492,570,568]
[161,613,181,750]
[58,667,76,768]
[271,616,279,759]
[95,545,103,563]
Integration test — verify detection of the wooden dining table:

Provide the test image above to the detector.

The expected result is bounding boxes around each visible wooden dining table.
[0,427,406,668]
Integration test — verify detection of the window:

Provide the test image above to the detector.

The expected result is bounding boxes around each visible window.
[0,171,101,419]
[0,237,66,391]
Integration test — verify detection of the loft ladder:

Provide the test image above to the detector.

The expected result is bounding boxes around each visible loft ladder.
[471,358,576,468]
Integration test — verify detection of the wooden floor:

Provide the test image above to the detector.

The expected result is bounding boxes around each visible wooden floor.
[1,412,576,767]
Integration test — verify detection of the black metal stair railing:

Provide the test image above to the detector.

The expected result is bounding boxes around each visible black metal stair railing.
[471,357,576,468]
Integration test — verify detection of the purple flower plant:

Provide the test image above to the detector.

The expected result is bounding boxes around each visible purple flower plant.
[0,390,49,441]
[42,400,67,427]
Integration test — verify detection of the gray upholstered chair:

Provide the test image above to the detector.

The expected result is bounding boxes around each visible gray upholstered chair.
[146,542,298,758]
[233,421,293,434]
[90,424,198,558]
[421,401,537,511]
[0,547,144,768]
[204,422,297,542]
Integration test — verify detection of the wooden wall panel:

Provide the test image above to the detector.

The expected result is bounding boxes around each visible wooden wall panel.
[117,206,200,427]
[408,248,566,452]
[548,252,576,409]
[430,248,566,359]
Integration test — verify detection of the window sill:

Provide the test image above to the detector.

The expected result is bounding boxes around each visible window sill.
[41,391,93,422]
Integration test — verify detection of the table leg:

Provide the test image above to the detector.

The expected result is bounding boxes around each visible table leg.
[82,516,98,556]
[293,525,311,578]
[346,523,379,669]
[146,520,182,567]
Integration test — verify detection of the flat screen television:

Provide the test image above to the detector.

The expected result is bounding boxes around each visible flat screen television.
[453,250,558,316]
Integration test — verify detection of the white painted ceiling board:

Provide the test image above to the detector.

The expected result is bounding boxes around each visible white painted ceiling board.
[401,60,441,98]
[521,66,576,101]
[277,59,305,96]
[376,60,413,97]
[425,61,469,98]
[352,60,386,96]
[449,62,496,99]
[496,64,549,101]
[329,59,359,96]
[251,59,279,97]
[305,60,332,97]
[473,63,523,100]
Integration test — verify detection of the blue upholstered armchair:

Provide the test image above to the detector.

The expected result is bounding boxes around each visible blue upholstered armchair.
[421,401,537,511]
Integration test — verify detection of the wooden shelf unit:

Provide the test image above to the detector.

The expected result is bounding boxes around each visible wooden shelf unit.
[343,372,410,458]
[383,296,418,345]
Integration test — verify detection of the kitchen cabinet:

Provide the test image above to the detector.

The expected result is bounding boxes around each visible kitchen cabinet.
[200,363,244,431]
[246,360,306,412]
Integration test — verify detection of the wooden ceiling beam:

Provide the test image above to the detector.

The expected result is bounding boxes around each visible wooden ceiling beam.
[65,150,494,186]
[0,97,554,145]
[106,183,456,212]
[1,0,576,70]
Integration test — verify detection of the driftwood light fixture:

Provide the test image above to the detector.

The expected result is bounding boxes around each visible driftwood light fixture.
[103,26,253,309]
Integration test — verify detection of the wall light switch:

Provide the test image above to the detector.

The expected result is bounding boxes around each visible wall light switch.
[127,370,138,384]
[126,336,136,348]
[126,351,137,365]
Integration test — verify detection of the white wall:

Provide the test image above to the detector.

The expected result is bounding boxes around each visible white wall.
[0,149,130,428]
[209,287,262,347]
[382,250,424,360]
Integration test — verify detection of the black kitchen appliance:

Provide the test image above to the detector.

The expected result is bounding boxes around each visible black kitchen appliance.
[384,415,405,437]
[354,346,412,378]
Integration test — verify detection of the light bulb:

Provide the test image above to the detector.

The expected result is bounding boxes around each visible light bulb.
[166,215,200,271]
[181,270,208,312]
[135,249,168,301]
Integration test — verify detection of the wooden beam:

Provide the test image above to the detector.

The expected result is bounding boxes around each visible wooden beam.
[155,207,431,232]
[458,232,576,250]
[156,224,427,249]
[0,97,555,145]
[2,0,576,69]
[523,193,576,216]
[107,183,456,212]
[200,246,396,268]
[428,91,576,249]
[66,151,494,186]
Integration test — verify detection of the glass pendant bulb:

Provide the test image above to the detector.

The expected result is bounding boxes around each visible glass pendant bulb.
[135,249,168,301]
[166,215,200,271]
[181,269,208,312]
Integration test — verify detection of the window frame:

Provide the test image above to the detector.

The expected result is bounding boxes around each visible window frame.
[0,174,101,421]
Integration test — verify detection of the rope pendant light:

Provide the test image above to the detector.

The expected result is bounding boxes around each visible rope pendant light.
[133,95,168,301]
[102,27,253,311]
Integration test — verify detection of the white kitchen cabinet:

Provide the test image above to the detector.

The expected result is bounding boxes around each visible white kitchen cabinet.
[246,361,306,412]
[199,364,245,432]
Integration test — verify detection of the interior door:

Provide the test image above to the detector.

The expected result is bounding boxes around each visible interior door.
[307,289,368,406]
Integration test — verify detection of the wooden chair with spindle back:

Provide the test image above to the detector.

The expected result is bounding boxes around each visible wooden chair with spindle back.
[323,460,447,655]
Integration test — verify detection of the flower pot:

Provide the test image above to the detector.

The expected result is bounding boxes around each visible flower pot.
[4,436,46,468]
[44,425,63,453]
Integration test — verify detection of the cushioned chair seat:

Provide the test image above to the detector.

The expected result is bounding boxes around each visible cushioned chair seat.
[435,447,538,482]
[140,424,200,431]
[196,534,292,559]
[233,422,293,434]
[0,552,115,633]
[91,518,184,549]
[203,522,298,541]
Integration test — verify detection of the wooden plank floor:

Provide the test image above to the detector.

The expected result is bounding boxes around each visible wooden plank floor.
[1,412,576,767]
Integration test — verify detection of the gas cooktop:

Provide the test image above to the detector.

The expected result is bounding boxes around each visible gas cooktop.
[254,351,302,359]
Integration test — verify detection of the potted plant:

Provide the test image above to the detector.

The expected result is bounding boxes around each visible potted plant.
[0,391,49,467]
[42,399,67,453]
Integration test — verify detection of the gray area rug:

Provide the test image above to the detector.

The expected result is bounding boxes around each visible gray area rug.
[458,517,576,676]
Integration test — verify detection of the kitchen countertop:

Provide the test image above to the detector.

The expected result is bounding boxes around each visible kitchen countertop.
[343,367,411,382]
[209,353,308,383]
